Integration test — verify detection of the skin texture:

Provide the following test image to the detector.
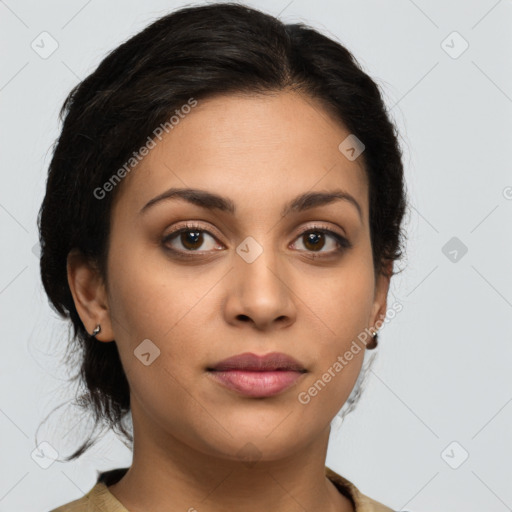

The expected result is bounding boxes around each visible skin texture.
[67,90,391,512]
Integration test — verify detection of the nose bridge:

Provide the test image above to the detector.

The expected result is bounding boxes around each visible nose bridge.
[236,233,284,296]
[228,233,295,327]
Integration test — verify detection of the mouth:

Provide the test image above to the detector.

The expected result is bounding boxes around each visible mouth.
[206,352,307,398]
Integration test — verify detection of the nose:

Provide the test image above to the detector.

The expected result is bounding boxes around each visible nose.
[223,242,297,331]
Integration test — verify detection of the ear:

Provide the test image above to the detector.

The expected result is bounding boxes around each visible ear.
[66,249,114,342]
[369,260,393,333]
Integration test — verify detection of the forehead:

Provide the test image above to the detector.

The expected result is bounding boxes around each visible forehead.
[112,91,369,221]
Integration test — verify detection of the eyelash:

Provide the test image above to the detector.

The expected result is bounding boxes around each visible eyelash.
[161,222,352,259]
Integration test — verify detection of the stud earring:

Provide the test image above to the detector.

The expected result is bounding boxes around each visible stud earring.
[91,324,101,337]
[367,329,378,350]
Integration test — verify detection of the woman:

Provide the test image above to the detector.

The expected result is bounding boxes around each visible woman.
[39,3,408,511]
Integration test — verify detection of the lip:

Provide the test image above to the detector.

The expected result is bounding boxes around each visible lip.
[207,352,307,398]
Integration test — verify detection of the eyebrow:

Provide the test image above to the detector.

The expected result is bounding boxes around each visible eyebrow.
[139,186,363,221]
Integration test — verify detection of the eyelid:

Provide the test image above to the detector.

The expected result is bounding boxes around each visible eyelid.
[294,223,346,239]
[163,221,224,242]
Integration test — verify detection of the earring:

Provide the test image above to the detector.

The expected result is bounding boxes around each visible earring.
[367,328,378,350]
[91,324,101,337]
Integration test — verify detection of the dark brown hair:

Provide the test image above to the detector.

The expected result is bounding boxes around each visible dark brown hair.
[37,2,408,460]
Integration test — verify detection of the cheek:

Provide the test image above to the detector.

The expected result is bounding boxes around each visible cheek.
[291,268,373,420]
[106,240,211,341]
[105,257,207,420]
[307,262,375,347]
[105,247,222,403]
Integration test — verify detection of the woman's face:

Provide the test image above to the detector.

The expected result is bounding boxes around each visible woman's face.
[85,91,390,461]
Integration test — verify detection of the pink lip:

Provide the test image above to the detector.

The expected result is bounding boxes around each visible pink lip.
[208,370,305,397]
[207,352,307,397]
[209,352,306,372]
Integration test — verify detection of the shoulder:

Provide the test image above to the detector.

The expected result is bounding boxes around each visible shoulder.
[50,467,130,512]
[49,482,127,512]
[49,486,96,512]
[325,466,399,512]
[356,493,396,512]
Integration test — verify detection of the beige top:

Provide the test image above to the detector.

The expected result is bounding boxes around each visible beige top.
[50,466,395,512]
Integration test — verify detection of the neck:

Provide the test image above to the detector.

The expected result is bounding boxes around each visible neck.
[108,407,353,512]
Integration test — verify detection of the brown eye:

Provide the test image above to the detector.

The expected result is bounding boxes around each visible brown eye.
[291,226,352,256]
[162,223,223,253]
[302,232,327,251]
[178,230,204,250]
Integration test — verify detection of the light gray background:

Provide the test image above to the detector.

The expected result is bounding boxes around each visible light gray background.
[1,1,511,511]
